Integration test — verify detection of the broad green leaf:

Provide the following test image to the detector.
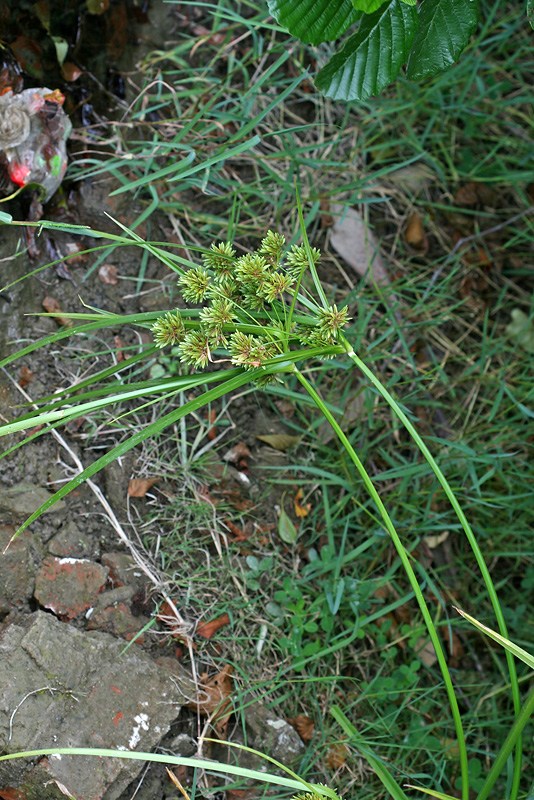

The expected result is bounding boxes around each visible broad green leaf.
[350,0,387,12]
[0,210,12,223]
[267,0,360,45]
[278,496,298,544]
[455,607,534,671]
[406,0,479,80]
[400,0,417,4]
[316,0,418,101]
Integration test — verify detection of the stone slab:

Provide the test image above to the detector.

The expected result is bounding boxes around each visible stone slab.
[0,612,193,800]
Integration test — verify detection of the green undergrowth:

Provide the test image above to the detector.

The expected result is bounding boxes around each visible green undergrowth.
[1,0,534,799]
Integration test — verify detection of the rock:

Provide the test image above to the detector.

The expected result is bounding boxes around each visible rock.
[0,524,39,615]
[47,520,98,560]
[0,612,194,800]
[0,485,66,518]
[101,553,146,591]
[34,557,109,620]
[212,697,306,780]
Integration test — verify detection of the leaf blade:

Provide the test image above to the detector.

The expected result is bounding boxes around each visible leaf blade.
[267,0,360,44]
[315,0,418,101]
[406,0,479,80]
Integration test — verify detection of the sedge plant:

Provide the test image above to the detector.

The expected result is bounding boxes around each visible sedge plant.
[0,195,529,800]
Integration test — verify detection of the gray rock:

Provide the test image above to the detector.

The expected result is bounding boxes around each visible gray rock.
[0,484,66,517]
[0,612,194,800]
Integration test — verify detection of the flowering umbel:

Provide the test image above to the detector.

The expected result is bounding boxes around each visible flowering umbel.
[151,231,351,384]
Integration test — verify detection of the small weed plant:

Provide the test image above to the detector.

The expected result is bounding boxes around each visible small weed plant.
[0,199,531,800]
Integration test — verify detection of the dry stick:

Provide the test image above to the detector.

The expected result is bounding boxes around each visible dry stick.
[421,203,534,302]
[1,367,199,684]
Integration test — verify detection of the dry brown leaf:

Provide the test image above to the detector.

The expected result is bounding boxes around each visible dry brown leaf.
[42,296,73,327]
[61,62,84,82]
[18,366,34,388]
[223,442,251,464]
[256,433,300,451]
[405,212,428,253]
[128,477,159,497]
[113,335,124,362]
[330,204,390,286]
[293,488,311,518]
[207,409,217,441]
[415,638,438,667]
[274,399,295,419]
[424,530,449,548]
[98,263,119,285]
[188,665,234,738]
[286,714,315,742]
[326,741,349,770]
[196,613,230,639]
[454,182,479,206]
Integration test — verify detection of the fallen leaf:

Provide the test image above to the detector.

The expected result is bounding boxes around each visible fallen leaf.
[128,477,159,497]
[293,488,311,518]
[405,212,428,253]
[278,497,298,545]
[207,409,217,441]
[330,204,389,286]
[196,613,230,639]
[224,519,249,542]
[505,309,534,353]
[61,62,84,82]
[326,741,349,770]
[454,182,479,206]
[387,163,435,192]
[223,442,251,464]
[187,665,234,738]
[286,714,315,742]
[424,530,450,549]
[114,335,124,362]
[274,399,295,419]
[414,638,438,668]
[256,433,300,451]
[98,264,119,285]
[42,296,72,327]
[18,366,34,388]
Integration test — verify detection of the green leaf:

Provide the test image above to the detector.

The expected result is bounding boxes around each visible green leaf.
[405,0,479,80]
[455,607,534,671]
[278,495,298,544]
[267,0,360,44]
[527,0,534,29]
[0,210,12,223]
[350,0,387,12]
[315,0,418,101]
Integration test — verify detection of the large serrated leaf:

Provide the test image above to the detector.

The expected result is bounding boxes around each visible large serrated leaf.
[315,0,418,101]
[267,0,360,44]
[405,0,479,80]
[350,0,387,12]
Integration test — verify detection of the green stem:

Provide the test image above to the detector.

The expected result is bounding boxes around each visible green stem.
[341,337,522,799]
[475,683,534,800]
[293,366,469,800]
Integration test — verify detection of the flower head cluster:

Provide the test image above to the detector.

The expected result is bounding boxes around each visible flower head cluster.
[300,304,351,352]
[151,232,351,382]
[151,310,186,348]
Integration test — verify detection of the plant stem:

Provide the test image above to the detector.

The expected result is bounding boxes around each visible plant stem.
[340,337,522,799]
[293,366,469,800]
